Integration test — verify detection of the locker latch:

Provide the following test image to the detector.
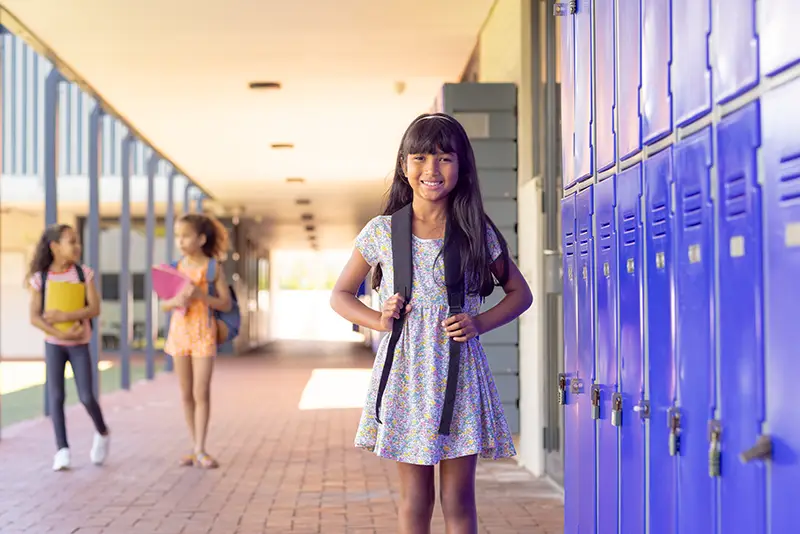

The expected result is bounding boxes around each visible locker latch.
[553,1,577,16]
[611,393,622,427]
[708,421,722,478]
[557,373,567,405]
[633,400,650,419]
[740,435,772,464]
[570,378,583,395]
[591,385,601,420]
[668,407,681,456]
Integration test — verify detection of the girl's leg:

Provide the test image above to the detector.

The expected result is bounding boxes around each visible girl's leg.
[172,355,196,450]
[396,461,436,534]
[44,343,69,450]
[439,454,479,534]
[191,356,215,463]
[67,344,108,434]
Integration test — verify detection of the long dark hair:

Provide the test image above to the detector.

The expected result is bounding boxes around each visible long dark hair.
[178,213,229,259]
[28,224,72,281]
[372,113,510,296]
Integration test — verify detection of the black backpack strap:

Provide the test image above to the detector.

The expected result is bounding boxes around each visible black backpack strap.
[439,218,465,435]
[375,203,413,425]
[40,270,49,315]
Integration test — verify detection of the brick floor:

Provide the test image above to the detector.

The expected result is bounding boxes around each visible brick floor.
[0,341,564,533]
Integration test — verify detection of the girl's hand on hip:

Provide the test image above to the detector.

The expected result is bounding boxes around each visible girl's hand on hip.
[379,293,411,332]
[443,313,481,342]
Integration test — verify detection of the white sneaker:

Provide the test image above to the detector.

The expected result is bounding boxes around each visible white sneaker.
[52,448,71,471]
[90,432,109,466]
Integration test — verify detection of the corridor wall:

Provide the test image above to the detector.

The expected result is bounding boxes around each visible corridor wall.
[559,1,800,533]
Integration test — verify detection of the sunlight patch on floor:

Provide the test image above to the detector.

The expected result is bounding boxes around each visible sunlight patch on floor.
[298,368,372,410]
[0,360,114,395]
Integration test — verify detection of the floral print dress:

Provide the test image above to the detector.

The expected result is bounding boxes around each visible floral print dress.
[353,215,517,465]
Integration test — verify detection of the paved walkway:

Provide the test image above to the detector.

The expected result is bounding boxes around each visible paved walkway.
[0,341,563,533]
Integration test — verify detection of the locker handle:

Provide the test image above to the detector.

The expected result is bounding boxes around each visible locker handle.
[739,435,772,464]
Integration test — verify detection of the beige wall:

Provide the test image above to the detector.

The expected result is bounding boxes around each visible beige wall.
[475,0,546,477]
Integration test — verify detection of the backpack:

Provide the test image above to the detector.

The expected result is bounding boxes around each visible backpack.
[40,264,93,330]
[171,258,240,345]
[374,203,465,436]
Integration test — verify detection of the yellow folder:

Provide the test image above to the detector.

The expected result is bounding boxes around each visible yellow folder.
[45,281,85,332]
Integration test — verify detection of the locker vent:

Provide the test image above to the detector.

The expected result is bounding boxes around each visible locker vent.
[724,171,747,218]
[599,221,613,251]
[650,200,667,237]
[682,188,703,229]
[779,151,800,204]
[622,211,637,245]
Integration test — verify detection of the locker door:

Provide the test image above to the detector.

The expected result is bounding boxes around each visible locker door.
[574,0,593,182]
[713,0,758,104]
[618,0,642,160]
[644,148,677,534]
[673,0,711,126]
[761,0,800,77]
[617,164,646,534]
[716,101,766,534]
[641,0,673,145]
[674,127,716,534]
[576,187,597,534]
[595,0,616,173]
[594,177,619,533]
[762,77,800,534]
[562,193,579,534]
[561,14,576,188]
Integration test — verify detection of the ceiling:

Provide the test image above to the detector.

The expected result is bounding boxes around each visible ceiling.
[2,0,494,247]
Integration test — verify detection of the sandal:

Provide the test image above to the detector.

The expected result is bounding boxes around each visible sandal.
[194,452,219,469]
[178,453,195,467]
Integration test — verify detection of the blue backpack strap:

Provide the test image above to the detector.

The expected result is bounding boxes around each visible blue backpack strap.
[206,259,217,296]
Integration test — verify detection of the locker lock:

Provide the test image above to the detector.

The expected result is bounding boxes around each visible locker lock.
[553,2,577,16]
[557,373,567,405]
[591,385,601,420]
[668,407,682,456]
[740,435,772,464]
[611,393,622,427]
[708,421,722,478]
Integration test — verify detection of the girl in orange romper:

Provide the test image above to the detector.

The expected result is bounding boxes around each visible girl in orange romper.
[162,214,232,469]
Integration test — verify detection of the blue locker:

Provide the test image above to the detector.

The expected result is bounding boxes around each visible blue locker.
[561,15,576,189]
[595,0,616,172]
[617,164,646,534]
[574,0,593,182]
[761,0,800,77]
[674,128,716,534]
[762,77,800,534]
[576,187,597,534]
[643,148,677,534]
[641,0,672,145]
[594,177,618,533]
[672,0,711,126]
[716,101,766,534]
[713,0,758,104]
[562,193,579,534]
[618,0,642,160]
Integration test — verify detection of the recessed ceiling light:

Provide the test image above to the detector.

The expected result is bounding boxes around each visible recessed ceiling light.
[295,198,311,205]
[271,143,294,149]
[286,177,305,184]
[301,213,313,221]
[249,81,281,90]
[305,224,315,232]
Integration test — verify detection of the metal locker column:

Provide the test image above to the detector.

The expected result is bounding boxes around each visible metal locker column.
[617,164,646,534]
[574,0,593,182]
[436,82,520,433]
[561,13,576,188]
[761,0,800,77]
[762,77,800,534]
[716,101,766,534]
[674,128,716,534]
[643,148,677,534]
[713,0,758,104]
[672,0,711,126]
[595,0,616,172]
[562,193,579,534]
[618,0,642,160]
[594,177,619,533]
[576,187,597,534]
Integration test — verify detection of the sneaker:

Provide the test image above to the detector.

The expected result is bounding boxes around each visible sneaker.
[52,448,71,471]
[90,432,110,466]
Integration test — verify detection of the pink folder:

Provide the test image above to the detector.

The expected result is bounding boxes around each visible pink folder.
[151,264,192,315]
